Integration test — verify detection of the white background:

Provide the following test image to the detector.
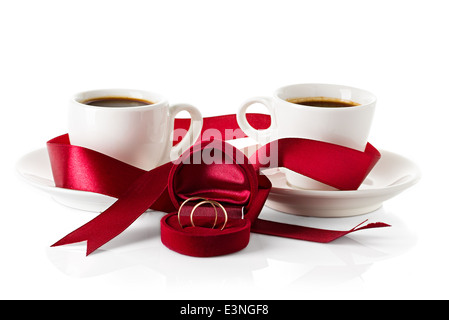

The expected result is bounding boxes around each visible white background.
[1,0,448,300]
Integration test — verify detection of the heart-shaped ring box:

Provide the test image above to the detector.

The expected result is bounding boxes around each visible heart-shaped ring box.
[160,140,271,257]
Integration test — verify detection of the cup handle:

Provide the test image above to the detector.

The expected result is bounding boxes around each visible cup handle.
[237,96,276,144]
[167,103,203,162]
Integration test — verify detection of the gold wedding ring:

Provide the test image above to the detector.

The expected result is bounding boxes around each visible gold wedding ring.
[178,197,228,230]
[190,200,218,229]
[177,197,208,228]
[191,200,228,231]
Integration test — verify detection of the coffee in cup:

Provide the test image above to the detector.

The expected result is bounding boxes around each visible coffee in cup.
[286,97,360,108]
[82,96,154,107]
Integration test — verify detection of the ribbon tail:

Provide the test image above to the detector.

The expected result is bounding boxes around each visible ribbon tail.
[52,162,174,256]
[251,219,391,243]
[51,205,146,256]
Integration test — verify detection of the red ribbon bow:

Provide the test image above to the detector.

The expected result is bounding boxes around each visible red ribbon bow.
[47,114,388,256]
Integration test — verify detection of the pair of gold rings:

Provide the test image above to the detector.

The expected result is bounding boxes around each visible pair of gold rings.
[178,197,228,230]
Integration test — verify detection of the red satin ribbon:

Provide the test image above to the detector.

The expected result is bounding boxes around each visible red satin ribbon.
[48,113,388,256]
[251,138,380,190]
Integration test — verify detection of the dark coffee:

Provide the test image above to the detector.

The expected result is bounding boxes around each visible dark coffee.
[83,96,153,107]
[287,97,360,108]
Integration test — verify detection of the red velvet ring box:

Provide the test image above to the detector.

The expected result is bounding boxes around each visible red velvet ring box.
[160,140,271,257]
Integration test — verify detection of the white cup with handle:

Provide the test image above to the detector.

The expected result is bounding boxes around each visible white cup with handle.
[237,83,376,190]
[68,88,203,170]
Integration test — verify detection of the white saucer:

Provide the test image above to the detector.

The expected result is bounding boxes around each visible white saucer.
[14,138,258,212]
[16,148,118,212]
[16,143,420,216]
[262,150,420,217]
[13,138,255,212]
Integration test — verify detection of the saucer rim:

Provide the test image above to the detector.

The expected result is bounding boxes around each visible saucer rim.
[264,149,421,197]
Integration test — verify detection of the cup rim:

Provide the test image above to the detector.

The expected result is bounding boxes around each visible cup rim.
[274,83,377,108]
[72,88,168,110]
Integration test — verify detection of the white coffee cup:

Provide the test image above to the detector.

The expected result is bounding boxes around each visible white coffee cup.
[237,83,376,190]
[68,89,203,170]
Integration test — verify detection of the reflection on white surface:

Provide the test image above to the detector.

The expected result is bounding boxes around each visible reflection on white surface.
[46,206,416,298]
